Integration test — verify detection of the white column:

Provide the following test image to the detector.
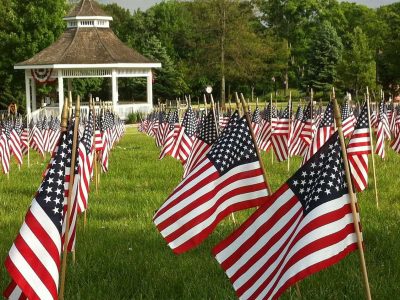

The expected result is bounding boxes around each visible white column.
[25,70,31,117]
[58,70,64,115]
[31,78,37,111]
[112,69,118,109]
[147,69,153,110]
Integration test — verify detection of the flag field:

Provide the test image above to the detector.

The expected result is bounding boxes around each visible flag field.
[1,127,399,299]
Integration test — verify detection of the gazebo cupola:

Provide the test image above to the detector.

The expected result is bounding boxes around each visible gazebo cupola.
[15,0,161,119]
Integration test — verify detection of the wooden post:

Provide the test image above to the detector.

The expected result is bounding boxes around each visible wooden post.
[210,95,219,136]
[366,87,379,208]
[332,91,372,300]
[287,92,292,173]
[203,94,208,115]
[59,97,81,300]
[238,93,272,194]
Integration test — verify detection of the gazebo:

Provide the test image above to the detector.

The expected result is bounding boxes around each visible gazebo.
[14,0,161,119]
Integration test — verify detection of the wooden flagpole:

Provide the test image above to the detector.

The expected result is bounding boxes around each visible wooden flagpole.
[240,92,303,297]
[59,96,81,300]
[210,95,219,136]
[366,87,379,208]
[204,94,208,115]
[287,92,292,173]
[93,99,99,194]
[239,93,272,194]
[332,89,372,300]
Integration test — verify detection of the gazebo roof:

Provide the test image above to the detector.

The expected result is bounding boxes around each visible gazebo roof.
[66,0,108,18]
[15,0,159,69]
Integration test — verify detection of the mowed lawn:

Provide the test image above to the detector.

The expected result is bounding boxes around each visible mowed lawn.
[1,126,400,299]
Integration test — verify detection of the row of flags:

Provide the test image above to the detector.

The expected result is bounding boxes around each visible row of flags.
[0,109,124,175]
[141,98,400,195]
[3,108,125,300]
[139,97,397,299]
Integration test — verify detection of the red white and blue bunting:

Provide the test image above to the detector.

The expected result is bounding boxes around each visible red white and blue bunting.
[31,69,56,84]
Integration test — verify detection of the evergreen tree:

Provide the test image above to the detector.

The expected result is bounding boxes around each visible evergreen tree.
[304,21,343,93]
[338,27,376,97]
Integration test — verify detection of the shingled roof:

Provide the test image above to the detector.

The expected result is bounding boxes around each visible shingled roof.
[15,0,158,67]
[66,0,108,18]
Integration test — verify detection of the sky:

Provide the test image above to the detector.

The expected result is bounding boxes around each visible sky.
[99,0,399,12]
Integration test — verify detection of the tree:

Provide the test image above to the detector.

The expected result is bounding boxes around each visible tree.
[141,35,188,101]
[189,0,269,105]
[337,27,376,99]
[376,3,400,95]
[0,0,67,108]
[304,21,342,93]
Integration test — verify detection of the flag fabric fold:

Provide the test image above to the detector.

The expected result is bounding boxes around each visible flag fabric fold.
[4,128,72,300]
[154,114,269,254]
[347,103,371,192]
[213,131,359,300]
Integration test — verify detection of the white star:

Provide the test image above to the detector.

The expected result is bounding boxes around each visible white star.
[44,196,51,203]
[52,207,59,214]
[325,189,331,195]
[46,187,52,193]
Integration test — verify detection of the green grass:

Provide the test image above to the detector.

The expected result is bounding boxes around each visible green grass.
[1,127,400,299]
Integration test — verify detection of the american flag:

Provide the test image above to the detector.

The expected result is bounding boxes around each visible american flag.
[0,121,11,174]
[391,106,400,152]
[9,120,23,166]
[395,106,400,136]
[41,116,49,152]
[288,105,304,157]
[3,128,72,300]
[304,102,334,163]
[213,131,359,300]
[30,119,45,157]
[100,112,110,172]
[156,111,168,148]
[299,102,314,148]
[62,121,80,253]
[20,121,29,155]
[170,107,197,163]
[48,117,61,155]
[257,104,277,152]
[94,113,104,152]
[153,115,269,254]
[159,110,180,160]
[76,110,95,214]
[154,112,165,147]
[251,107,261,139]
[183,109,220,178]
[341,100,356,138]
[347,103,371,192]
[375,102,389,159]
[271,104,291,162]
[219,112,231,130]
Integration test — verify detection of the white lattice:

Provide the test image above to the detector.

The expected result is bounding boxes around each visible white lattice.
[62,69,112,78]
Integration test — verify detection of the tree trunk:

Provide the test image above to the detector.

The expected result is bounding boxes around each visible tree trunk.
[220,2,226,107]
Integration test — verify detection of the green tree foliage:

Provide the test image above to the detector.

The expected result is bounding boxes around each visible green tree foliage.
[377,3,400,95]
[338,27,376,98]
[1,0,400,106]
[304,21,343,93]
[189,0,271,103]
[0,0,67,106]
